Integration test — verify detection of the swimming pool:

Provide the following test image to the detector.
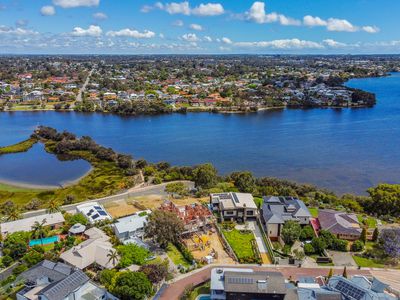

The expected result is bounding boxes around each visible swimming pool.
[29,235,59,247]
[196,295,211,300]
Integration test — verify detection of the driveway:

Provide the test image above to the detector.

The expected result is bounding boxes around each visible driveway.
[329,251,357,267]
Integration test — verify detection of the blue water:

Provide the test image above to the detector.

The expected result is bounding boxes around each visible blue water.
[29,235,59,246]
[0,73,400,194]
[197,296,211,300]
[0,142,91,187]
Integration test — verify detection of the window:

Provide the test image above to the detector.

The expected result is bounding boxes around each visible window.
[247,210,254,216]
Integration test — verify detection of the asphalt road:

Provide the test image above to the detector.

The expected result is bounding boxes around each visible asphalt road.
[22,180,194,218]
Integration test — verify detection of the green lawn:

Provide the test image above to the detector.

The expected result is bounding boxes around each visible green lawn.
[357,215,377,228]
[188,282,210,300]
[309,207,319,218]
[166,243,191,268]
[352,255,386,268]
[222,229,256,261]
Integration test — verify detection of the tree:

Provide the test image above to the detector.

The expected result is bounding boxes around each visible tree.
[372,228,379,242]
[139,262,168,284]
[192,163,218,189]
[31,219,47,246]
[117,244,150,267]
[366,184,400,217]
[6,207,21,221]
[99,269,117,288]
[300,225,315,241]
[281,220,301,245]
[46,199,61,214]
[304,243,315,255]
[311,237,327,255]
[107,249,119,267]
[342,266,348,278]
[230,171,256,193]
[165,182,189,198]
[111,271,152,300]
[360,228,367,244]
[23,249,44,267]
[3,231,30,259]
[351,240,364,252]
[379,228,400,259]
[144,210,184,248]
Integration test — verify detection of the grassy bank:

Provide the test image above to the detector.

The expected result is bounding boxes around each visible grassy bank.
[0,138,37,155]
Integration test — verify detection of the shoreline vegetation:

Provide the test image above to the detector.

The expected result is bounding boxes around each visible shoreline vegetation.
[0,126,399,226]
[0,138,38,155]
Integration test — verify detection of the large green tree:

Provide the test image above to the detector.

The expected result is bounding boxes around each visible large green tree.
[281,220,301,245]
[192,163,218,189]
[366,184,400,217]
[111,271,152,300]
[229,171,256,193]
[144,210,184,248]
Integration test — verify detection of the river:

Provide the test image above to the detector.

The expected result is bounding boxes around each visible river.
[1,73,400,194]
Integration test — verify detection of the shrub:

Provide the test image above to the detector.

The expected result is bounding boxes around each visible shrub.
[351,240,365,252]
[304,243,315,255]
[311,237,327,255]
[1,256,13,267]
[331,239,348,252]
[12,264,28,276]
[300,225,315,241]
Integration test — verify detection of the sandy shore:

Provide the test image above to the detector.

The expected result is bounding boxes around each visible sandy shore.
[0,166,93,190]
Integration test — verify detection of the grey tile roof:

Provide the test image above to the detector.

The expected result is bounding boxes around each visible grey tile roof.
[18,260,73,283]
[262,196,311,224]
[318,210,362,236]
[40,269,90,300]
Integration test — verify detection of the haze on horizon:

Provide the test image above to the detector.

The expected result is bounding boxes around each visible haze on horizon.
[0,0,398,55]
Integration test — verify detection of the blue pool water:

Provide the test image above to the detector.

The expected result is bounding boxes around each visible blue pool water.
[197,295,211,300]
[29,235,59,246]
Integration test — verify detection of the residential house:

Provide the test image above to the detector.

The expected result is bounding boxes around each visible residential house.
[113,210,151,246]
[60,227,119,269]
[160,201,212,234]
[16,260,116,300]
[326,276,396,300]
[76,202,112,224]
[210,268,296,300]
[261,196,311,240]
[210,193,258,222]
[318,209,362,240]
[0,212,65,236]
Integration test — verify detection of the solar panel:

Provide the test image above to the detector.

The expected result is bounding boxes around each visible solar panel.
[227,277,254,284]
[94,206,102,210]
[92,214,100,219]
[232,193,240,203]
[98,211,107,216]
[335,280,366,300]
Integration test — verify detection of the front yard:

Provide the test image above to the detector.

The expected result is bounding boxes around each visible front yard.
[167,243,191,268]
[222,228,258,263]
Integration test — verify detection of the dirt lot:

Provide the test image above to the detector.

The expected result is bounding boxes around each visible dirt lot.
[104,200,139,218]
[183,229,235,265]
[126,195,207,210]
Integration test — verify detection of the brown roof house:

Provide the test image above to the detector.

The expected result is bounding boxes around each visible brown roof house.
[318,210,362,240]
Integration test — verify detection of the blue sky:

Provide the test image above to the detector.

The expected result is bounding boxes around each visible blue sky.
[0,0,399,54]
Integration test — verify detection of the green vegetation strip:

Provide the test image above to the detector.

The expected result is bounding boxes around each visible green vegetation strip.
[352,256,386,268]
[0,138,37,155]
[167,243,191,268]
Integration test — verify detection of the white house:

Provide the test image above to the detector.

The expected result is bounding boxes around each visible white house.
[76,202,112,224]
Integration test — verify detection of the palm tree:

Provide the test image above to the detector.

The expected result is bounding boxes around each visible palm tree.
[107,249,119,267]
[6,207,21,221]
[46,199,61,214]
[31,219,47,246]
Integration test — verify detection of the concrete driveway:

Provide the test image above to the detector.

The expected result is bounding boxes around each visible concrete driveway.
[329,251,357,267]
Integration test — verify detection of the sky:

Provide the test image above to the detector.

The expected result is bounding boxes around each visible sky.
[0,0,399,54]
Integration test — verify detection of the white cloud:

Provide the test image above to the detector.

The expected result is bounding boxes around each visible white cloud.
[303,15,327,27]
[0,25,38,35]
[246,2,300,26]
[303,15,378,34]
[191,3,224,16]
[190,23,203,31]
[323,39,347,48]
[146,1,224,16]
[159,33,165,39]
[53,0,99,8]
[221,37,232,44]
[93,12,107,20]
[41,6,56,16]
[203,35,213,42]
[71,25,102,37]
[106,28,156,38]
[362,25,380,33]
[235,38,324,49]
[181,33,199,42]
[173,20,184,27]
[326,18,357,32]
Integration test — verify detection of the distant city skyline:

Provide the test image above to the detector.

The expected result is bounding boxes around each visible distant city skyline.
[0,0,399,54]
